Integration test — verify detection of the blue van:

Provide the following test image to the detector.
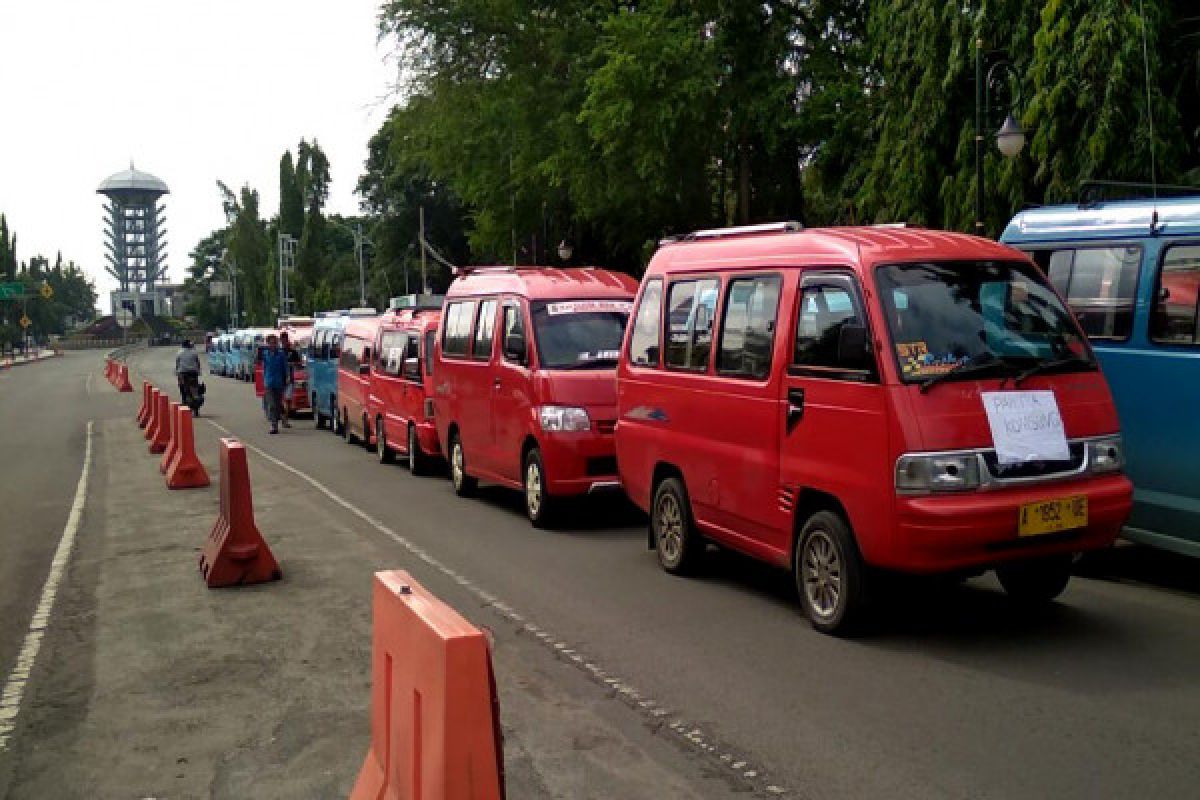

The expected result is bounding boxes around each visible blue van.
[1001,195,1200,557]
[308,311,377,430]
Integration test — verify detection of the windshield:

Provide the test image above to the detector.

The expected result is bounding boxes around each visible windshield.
[876,260,1092,383]
[531,299,632,369]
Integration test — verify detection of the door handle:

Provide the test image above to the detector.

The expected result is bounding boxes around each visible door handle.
[786,388,805,431]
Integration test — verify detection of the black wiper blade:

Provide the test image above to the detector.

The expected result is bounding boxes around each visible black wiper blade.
[918,356,1021,394]
[1013,356,1097,386]
[560,357,619,370]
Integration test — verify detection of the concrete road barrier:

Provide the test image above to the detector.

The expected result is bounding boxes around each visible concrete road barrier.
[148,396,172,455]
[199,438,280,588]
[165,407,209,490]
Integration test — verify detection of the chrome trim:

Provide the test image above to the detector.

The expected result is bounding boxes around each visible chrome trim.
[895,435,1118,494]
[587,480,622,494]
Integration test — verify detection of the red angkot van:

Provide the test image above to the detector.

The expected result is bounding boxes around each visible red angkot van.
[336,314,382,446]
[366,301,444,474]
[434,266,638,526]
[616,223,1133,633]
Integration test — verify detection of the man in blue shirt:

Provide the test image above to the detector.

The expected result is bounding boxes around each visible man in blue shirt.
[261,334,289,434]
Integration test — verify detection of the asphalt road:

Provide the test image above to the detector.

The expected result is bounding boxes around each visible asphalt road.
[3,347,1199,798]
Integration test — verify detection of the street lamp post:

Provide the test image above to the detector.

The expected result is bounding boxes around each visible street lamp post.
[974,37,1026,235]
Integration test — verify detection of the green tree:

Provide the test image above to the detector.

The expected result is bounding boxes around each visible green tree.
[279,151,304,239]
[218,181,271,325]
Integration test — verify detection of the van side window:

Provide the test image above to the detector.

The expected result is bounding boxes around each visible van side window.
[1150,244,1200,346]
[1033,247,1141,340]
[379,331,405,376]
[793,280,875,377]
[473,299,498,360]
[717,275,781,379]
[442,300,476,357]
[339,340,358,371]
[424,331,436,375]
[330,333,342,359]
[502,305,526,363]
[628,279,663,367]
[665,279,719,370]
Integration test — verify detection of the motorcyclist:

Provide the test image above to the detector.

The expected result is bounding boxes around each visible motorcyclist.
[175,339,203,413]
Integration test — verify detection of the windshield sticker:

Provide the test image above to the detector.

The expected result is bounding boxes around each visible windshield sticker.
[897,341,967,377]
[981,391,1070,465]
[546,300,633,316]
[577,349,621,362]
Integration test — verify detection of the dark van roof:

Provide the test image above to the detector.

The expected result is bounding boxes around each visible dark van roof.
[446,266,638,300]
[649,226,1023,273]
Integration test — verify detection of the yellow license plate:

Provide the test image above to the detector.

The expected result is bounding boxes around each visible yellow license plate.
[1018,496,1088,536]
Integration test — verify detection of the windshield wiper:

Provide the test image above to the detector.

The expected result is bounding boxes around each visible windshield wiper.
[560,357,620,370]
[918,355,1023,394]
[1013,355,1097,386]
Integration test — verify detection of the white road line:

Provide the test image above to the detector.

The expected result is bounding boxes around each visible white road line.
[0,419,93,752]
[205,420,787,796]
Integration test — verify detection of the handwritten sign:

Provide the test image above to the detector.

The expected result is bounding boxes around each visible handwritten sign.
[981,391,1070,465]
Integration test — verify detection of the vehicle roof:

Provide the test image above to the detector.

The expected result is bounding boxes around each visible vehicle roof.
[446,266,637,300]
[379,307,442,333]
[313,314,350,331]
[1001,195,1200,242]
[343,315,381,340]
[647,226,1023,274]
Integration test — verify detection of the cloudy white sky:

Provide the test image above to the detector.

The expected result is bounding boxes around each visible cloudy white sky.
[0,0,399,313]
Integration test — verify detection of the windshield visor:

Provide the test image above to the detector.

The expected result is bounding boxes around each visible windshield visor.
[531,300,632,369]
[877,261,1092,383]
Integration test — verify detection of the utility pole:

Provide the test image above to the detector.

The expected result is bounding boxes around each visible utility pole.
[356,223,366,306]
[419,206,428,294]
[277,233,296,318]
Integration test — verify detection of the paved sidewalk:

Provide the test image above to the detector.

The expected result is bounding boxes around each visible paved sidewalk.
[2,390,735,798]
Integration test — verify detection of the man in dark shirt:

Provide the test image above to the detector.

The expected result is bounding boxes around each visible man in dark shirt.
[261,334,288,434]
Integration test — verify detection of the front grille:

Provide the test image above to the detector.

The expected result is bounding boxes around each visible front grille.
[596,420,617,434]
[586,456,618,476]
[982,442,1085,481]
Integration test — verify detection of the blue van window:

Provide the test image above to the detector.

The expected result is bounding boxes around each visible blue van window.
[1040,247,1141,341]
[1150,244,1200,345]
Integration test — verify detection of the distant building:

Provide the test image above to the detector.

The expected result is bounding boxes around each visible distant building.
[98,164,171,317]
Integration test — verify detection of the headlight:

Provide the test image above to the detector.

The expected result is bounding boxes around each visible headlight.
[1088,435,1123,473]
[539,405,591,432]
[895,453,981,494]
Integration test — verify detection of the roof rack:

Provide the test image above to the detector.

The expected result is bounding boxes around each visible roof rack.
[346,307,379,317]
[661,220,802,246]
[871,222,910,228]
[1078,180,1200,207]
[388,293,445,311]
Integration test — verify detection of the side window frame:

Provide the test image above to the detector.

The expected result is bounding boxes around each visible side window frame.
[626,278,664,369]
[715,273,783,381]
[472,298,499,361]
[789,271,879,383]
[1027,243,1143,342]
[663,276,721,373]
[501,301,527,365]
[1149,239,1200,349]
[441,300,477,359]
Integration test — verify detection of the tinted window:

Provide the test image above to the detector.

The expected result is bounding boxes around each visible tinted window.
[628,279,663,367]
[502,305,526,363]
[717,275,781,379]
[1036,246,1141,340]
[665,279,719,370]
[442,300,476,357]
[530,300,631,369]
[793,282,871,373]
[1150,244,1200,346]
[330,333,342,358]
[379,331,407,376]
[473,299,498,360]
[424,331,436,375]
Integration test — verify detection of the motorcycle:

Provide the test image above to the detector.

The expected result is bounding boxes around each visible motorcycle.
[179,371,206,417]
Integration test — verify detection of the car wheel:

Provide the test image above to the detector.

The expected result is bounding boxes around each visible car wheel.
[407,424,427,476]
[344,408,358,444]
[330,397,342,435]
[449,432,477,497]
[652,477,701,574]
[313,394,325,429]
[996,556,1072,607]
[363,414,376,452]
[524,448,556,528]
[795,510,868,635]
[376,419,393,463]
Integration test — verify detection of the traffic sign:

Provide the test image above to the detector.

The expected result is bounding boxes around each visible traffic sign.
[0,282,22,299]
[40,282,53,299]
[18,315,31,329]
[114,309,134,328]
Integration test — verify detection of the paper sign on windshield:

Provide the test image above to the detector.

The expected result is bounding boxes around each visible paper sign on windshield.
[981,391,1070,466]
[545,300,633,316]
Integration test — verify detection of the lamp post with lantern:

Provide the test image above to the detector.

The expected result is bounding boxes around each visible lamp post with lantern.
[974,37,1026,235]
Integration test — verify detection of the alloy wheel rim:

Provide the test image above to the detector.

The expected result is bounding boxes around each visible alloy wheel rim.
[408,427,417,471]
[452,441,464,488]
[526,462,542,517]
[802,530,842,620]
[657,493,683,564]
[377,422,387,461]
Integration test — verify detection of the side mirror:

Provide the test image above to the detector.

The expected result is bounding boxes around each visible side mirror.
[359,363,370,376]
[504,333,526,364]
[837,323,869,366]
[403,356,421,381]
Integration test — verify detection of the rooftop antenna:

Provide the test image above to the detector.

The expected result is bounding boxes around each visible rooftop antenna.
[1137,0,1161,231]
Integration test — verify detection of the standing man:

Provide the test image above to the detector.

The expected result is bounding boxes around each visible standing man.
[261,334,288,434]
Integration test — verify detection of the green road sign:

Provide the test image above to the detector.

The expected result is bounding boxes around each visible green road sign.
[0,282,23,299]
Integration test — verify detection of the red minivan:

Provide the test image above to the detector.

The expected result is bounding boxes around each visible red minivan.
[616,223,1133,633]
[434,266,638,526]
[366,303,444,474]
[336,314,382,446]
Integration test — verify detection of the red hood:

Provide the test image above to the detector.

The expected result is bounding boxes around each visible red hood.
[899,370,1121,452]
[537,370,618,408]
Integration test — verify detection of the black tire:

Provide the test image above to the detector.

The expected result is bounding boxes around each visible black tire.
[795,510,869,635]
[343,408,358,444]
[330,397,342,435]
[996,556,1073,607]
[363,414,376,452]
[523,448,556,528]
[449,431,477,497]
[313,394,325,429]
[651,477,702,574]
[376,419,393,463]
[407,424,428,476]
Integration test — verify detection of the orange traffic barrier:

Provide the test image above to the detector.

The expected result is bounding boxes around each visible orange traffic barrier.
[199,438,280,587]
[144,388,162,441]
[137,381,152,428]
[104,359,114,384]
[349,570,504,800]
[148,396,172,454]
[160,403,180,473]
[116,363,133,392]
[166,407,209,489]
